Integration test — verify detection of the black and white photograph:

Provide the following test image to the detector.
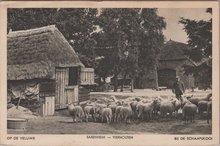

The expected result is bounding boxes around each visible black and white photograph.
[0,2,219,145]
[6,7,213,135]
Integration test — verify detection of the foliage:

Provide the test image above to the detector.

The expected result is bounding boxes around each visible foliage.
[8,8,166,90]
[95,9,166,90]
[8,8,98,67]
[179,8,212,88]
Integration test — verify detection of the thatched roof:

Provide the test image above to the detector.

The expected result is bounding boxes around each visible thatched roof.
[158,40,196,69]
[8,25,84,80]
[159,40,190,61]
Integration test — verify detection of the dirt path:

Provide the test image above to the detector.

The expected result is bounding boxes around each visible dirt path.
[8,115,211,135]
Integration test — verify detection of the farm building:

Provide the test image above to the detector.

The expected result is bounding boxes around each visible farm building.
[7,25,94,115]
[157,40,196,89]
[135,40,196,89]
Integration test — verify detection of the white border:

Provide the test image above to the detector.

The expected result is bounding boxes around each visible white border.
[0,1,219,146]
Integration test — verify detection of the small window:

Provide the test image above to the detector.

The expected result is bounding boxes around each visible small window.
[68,67,78,86]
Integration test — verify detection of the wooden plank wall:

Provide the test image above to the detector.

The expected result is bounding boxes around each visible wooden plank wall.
[80,68,94,85]
[55,68,69,108]
[65,86,78,104]
[39,96,55,116]
[55,67,79,109]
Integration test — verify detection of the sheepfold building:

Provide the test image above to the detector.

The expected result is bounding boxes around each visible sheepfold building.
[135,40,196,89]
[7,25,94,113]
[157,40,196,89]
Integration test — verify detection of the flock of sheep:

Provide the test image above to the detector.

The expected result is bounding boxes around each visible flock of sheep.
[67,93,212,124]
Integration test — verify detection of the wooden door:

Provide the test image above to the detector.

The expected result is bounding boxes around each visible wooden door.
[158,69,176,88]
[55,68,68,109]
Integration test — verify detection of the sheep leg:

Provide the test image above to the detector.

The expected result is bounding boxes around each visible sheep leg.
[107,116,109,124]
[115,114,118,122]
[170,112,173,120]
[108,116,111,124]
[128,116,131,124]
[77,114,80,122]
[85,114,88,122]
[158,114,161,122]
[111,114,114,122]
[79,114,83,122]
[146,113,148,122]
[92,114,96,122]
[123,115,126,123]
[198,108,201,116]
[183,114,186,123]
[125,116,128,123]
[106,116,109,124]
[77,114,82,122]
[174,111,177,119]
[192,114,195,123]
[117,114,120,122]
[101,116,104,123]
[149,112,152,121]
[72,116,77,123]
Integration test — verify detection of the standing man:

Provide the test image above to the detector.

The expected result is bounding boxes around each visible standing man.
[172,76,185,101]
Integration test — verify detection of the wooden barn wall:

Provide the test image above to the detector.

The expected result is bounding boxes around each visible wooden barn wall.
[80,68,94,85]
[65,86,78,104]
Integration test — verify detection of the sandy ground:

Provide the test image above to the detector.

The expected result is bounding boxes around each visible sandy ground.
[8,115,211,134]
[90,88,211,98]
[8,89,212,134]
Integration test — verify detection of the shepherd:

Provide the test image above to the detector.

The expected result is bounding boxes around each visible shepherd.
[172,76,185,103]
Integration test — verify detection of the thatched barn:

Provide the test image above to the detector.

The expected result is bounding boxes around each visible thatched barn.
[7,25,94,113]
[157,40,196,89]
[135,40,196,89]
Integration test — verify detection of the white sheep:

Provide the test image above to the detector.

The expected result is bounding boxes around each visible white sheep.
[152,97,163,118]
[108,103,117,122]
[141,100,158,121]
[119,102,133,123]
[67,104,84,123]
[101,107,112,124]
[110,95,119,103]
[180,96,190,109]
[136,102,144,120]
[198,101,209,116]
[159,100,175,120]
[84,102,97,122]
[170,98,181,117]
[115,104,123,122]
[130,100,140,119]
[187,93,212,106]
[95,103,107,120]
[182,101,197,123]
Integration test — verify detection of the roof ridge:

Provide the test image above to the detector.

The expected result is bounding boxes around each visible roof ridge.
[166,39,187,45]
[8,25,56,38]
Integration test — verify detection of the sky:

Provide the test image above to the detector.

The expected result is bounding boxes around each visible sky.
[157,8,211,43]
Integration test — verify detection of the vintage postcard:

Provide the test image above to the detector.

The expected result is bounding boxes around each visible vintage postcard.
[0,1,219,146]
